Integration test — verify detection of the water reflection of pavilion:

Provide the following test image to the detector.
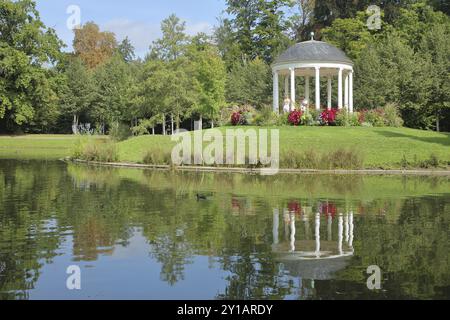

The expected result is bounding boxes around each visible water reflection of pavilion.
[272,207,355,293]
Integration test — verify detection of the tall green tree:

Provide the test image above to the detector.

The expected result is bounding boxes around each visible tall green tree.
[118,37,136,62]
[149,14,188,61]
[226,58,271,108]
[188,39,226,128]
[90,54,137,133]
[59,56,94,132]
[225,0,293,63]
[0,0,63,132]
[418,23,450,131]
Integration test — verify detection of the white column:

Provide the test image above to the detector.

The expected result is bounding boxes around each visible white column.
[290,214,296,252]
[305,76,310,104]
[327,214,333,242]
[290,68,296,108]
[273,71,279,113]
[273,208,279,245]
[315,213,321,258]
[344,73,349,111]
[315,67,321,111]
[284,76,289,99]
[349,71,354,113]
[345,213,349,244]
[338,68,343,110]
[338,214,343,255]
[349,212,354,249]
[327,76,332,110]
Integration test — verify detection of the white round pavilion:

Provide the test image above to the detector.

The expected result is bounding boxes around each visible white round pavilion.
[272,34,354,113]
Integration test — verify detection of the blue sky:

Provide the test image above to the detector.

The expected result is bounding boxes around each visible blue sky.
[36,0,227,57]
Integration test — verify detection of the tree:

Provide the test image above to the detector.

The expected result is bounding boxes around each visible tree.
[321,11,378,60]
[90,54,137,133]
[214,18,244,69]
[0,0,63,133]
[355,34,433,129]
[225,0,293,63]
[418,23,450,132]
[59,56,94,133]
[118,37,136,62]
[312,0,419,31]
[73,22,117,69]
[290,0,316,41]
[149,14,188,61]
[226,58,271,108]
[188,40,227,128]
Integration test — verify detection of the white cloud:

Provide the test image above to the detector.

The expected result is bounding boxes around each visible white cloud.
[102,19,160,57]
[185,21,214,36]
[102,19,214,58]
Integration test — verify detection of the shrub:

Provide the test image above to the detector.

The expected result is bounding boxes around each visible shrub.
[400,154,441,169]
[143,148,172,165]
[275,112,290,126]
[320,109,338,126]
[288,110,303,126]
[336,110,361,127]
[301,112,314,126]
[361,109,386,127]
[109,121,132,141]
[281,148,364,169]
[384,103,404,127]
[231,112,242,126]
[322,149,364,170]
[72,139,119,163]
[255,107,278,126]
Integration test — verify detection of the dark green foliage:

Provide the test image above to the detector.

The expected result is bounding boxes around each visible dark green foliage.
[0,0,63,133]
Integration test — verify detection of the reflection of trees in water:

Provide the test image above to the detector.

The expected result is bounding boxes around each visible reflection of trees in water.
[0,161,64,299]
[0,160,449,299]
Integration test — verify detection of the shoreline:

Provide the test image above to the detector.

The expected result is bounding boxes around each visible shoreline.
[67,159,450,176]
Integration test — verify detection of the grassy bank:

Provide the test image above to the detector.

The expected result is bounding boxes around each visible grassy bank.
[1,127,449,169]
[117,127,450,169]
[0,135,106,160]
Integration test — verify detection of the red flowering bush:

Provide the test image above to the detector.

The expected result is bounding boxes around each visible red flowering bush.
[320,109,338,126]
[231,112,241,126]
[288,201,301,214]
[319,202,337,217]
[288,110,303,126]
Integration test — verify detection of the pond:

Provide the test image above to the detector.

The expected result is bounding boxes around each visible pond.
[0,160,449,300]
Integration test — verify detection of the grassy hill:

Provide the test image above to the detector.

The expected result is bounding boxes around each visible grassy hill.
[1,127,449,169]
[117,127,450,169]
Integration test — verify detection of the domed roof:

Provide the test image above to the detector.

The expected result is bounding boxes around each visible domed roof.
[274,40,353,65]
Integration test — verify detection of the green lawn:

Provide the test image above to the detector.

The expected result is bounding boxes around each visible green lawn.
[0,135,106,160]
[117,126,450,169]
[1,127,449,169]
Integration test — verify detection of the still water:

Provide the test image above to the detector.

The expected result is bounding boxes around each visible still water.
[0,160,449,300]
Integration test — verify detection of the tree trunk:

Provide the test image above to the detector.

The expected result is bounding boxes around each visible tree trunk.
[171,114,174,135]
[162,114,166,136]
[73,115,79,135]
[436,112,440,132]
[152,127,155,135]
[199,115,203,131]
[211,120,214,129]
